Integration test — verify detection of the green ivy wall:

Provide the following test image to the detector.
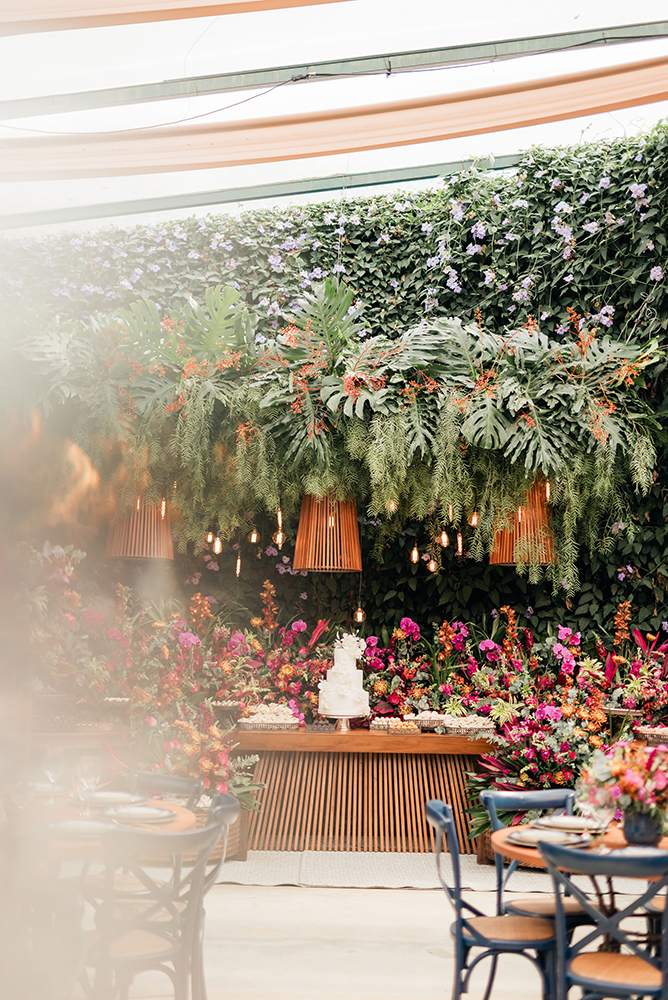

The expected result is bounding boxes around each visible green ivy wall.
[2,126,668,640]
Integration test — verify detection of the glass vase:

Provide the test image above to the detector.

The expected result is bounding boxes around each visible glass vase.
[622,810,663,846]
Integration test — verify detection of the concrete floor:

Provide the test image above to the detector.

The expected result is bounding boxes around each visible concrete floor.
[127,886,545,1000]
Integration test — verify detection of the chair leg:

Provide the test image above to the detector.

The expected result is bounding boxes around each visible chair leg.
[191,906,207,1000]
[481,954,498,1000]
[452,942,468,1000]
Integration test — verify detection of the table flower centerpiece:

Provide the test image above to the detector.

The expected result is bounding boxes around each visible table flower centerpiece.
[576,741,668,846]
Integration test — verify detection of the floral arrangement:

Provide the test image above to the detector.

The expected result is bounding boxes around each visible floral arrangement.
[578,741,668,826]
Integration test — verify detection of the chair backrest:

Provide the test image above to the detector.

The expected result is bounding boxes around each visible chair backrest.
[202,792,240,892]
[479,788,575,832]
[130,770,205,811]
[540,840,668,996]
[480,788,575,914]
[425,799,485,928]
[95,819,224,982]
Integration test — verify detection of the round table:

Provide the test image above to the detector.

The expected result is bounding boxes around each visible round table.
[491,824,668,870]
[40,798,197,861]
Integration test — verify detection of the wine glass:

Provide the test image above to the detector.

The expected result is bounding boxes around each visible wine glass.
[74,756,100,817]
[7,769,37,833]
[43,751,65,805]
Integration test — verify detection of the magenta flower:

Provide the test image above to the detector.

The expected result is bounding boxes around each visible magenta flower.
[178,631,201,650]
[399,617,421,641]
[146,716,157,727]
[106,628,123,641]
[292,620,307,633]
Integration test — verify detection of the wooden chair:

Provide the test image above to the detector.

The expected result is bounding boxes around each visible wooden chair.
[83,819,224,1000]
[479,788,589,921]
[191,793,240,1000]
[130,771,205,812]
[426,799,555,1000]
[540,839,668,1000]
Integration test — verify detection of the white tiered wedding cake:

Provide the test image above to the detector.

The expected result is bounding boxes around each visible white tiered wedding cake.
[318,633,370,724]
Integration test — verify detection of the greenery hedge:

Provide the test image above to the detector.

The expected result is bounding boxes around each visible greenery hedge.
[2,125,668,639]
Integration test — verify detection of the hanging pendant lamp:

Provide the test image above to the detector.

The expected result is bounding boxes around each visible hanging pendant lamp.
[489,479,555,566]
[105,496,174,560]
[292,494,362,572]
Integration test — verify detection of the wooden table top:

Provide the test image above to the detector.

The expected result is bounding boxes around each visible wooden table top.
[491,824,668,869]
[232,728,493,755]
[39,798,196,860]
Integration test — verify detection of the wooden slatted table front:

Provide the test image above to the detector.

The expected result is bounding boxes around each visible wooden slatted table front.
[233,729,491,854]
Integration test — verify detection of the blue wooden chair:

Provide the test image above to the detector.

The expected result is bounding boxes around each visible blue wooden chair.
[539,840,668,1000]
[426,799,555,1000]
[130,771,205,812]
[479,788,589,922]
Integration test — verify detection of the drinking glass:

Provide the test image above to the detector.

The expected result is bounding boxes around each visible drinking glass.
[44,751,65,805]
[8,770,37,832]
[74,756,101,816]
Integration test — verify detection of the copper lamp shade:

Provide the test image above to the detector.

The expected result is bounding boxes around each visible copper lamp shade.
[292,494,362,572]
[489,480,555,566]
[105,497,174,560]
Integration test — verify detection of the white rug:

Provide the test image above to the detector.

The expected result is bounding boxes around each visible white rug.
[218,851,644,895]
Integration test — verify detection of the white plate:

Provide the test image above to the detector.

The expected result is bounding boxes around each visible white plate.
[103,805,177,824]
[87,791,147,808]
[506,828,588,847]
[532,816,602,833]
[47,819,114,838]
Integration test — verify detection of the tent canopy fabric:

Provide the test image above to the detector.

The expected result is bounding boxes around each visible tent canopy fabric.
[3,54,667,180]
[0,0,350,35]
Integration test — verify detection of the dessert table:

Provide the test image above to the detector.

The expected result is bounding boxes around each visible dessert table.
[233,729,493,854]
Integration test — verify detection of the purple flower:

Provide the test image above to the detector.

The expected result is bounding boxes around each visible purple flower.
[549,177,562,191]
[598,177,611,189]
[300,592,308,600]
[650,266,664,282]
[265,546,278,556]
[582,221,598,234]
[525,607,534,618]
[470,221,486,240]
[275,564,286,574]
[535,704,562,722]
[421,222,434,234]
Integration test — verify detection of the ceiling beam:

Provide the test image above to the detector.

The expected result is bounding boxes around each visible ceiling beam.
[0,154,522,230]
[2,56,667,181]
[2,20,668,120]
[0,0,351,36]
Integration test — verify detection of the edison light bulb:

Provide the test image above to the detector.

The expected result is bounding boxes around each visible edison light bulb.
[160,498,166,519]
[235,554,241,578]
[439,530,449,548]
[206,531,214,544]
[545,480,551,501]
[277,507,283,530]
[427,557,438,573]
[248,528,260,544]
[468,511,479,527]
[272,530,286,550]
[386,500,398,514]
[456,533,463,556]
[353,606,366,624]
[213,536,222,554]
[448,504,454,522]
[518,507,523,524]
[410,544,419,563]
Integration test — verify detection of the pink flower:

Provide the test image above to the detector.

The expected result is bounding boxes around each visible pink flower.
[366,636,379,648]
[292,620,307,633]
[399,617,421,641]
[216,782,228,793]
[106,628,122,641]
[146,716,157,727]
[178,631,201,650]
[150,763,160,772]
[655,771,668,790]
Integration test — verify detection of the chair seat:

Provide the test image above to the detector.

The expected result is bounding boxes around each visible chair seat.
[87,928,175,962]
[460,915,555,943]
[570,952,661,990]
[82,872,167,896]
[645,895,666,913]
[506,896,585,917]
